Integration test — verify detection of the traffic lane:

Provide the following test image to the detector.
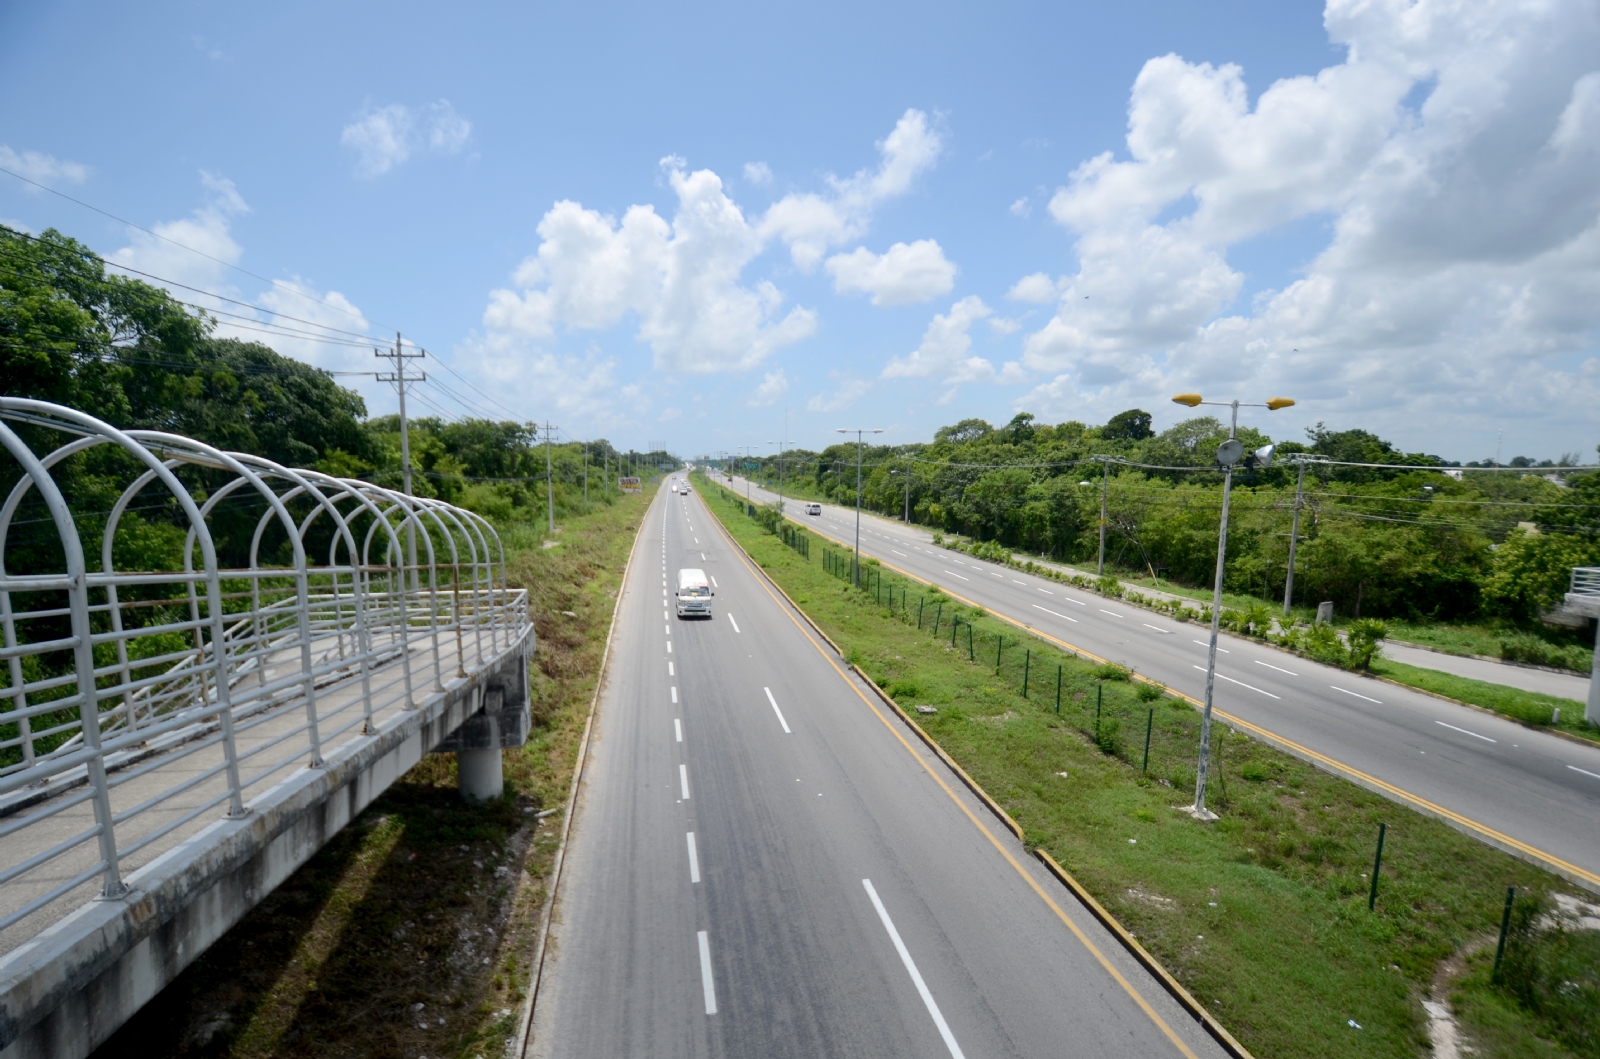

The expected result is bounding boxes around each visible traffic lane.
[689,489,1227,1059]
[533,491,709,1058]
[729,479,1600,878]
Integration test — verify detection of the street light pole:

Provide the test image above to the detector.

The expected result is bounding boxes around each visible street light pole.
[1097,457,1110,576]
[837,428,883,587]
[1172,392,1295,821]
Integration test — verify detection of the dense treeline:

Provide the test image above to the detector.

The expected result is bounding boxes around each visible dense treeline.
[0,224,669,574]
[737,412,1600,624]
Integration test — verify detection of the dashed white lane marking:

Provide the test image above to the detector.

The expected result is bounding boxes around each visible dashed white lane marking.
[990,572,1004,578]
[1032,604,1078,623]
[671,686,678,703]
[953,560,967,565]
[1436,720,1496,743]
[1099,610,1122,618]
[1193,665,1280,698]
[698,931,717,1014]
[667,641,672,653]
[893,549,909,557]
[728,614,741,633]
[1330,685,1382,704]
[1141,624,1172,634]
[669,661,675,676]
[1193,640,1227,652]
[686,832,701,883]
[665,625,670,635]
[943,570,970,581]
[675,718,683,742]
[1254,660,1297,676]
[711,575,718,588]
[701,553,707,560]
[763,687,793,733]
[1037,588,1054,595]
[1012,580,1026,585]
[680,764,691,799]
[1568,765,1600,780]
[862,879,966,1059]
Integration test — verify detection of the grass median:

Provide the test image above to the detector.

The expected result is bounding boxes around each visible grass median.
[1368,659,1592,745]
[95,485,654,1059]
[703,476,1582,1059]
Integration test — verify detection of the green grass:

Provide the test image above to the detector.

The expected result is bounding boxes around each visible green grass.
[701,473,1573,1059]
[1369,659,1594,745]
[1382,620,1593,674]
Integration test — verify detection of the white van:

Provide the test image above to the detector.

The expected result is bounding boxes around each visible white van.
[675,568,713,618]
[805,503,821,515]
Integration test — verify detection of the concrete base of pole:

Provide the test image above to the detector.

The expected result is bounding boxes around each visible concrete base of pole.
[458,748,503,802]
[1181,804,1219,822]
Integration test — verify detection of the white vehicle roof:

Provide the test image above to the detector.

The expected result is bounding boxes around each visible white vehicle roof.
[677,568,709,586]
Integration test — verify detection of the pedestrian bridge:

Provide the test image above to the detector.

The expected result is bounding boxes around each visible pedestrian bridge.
[0,400,533,1059]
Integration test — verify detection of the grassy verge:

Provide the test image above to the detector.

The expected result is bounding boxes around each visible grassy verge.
[95,486,652,1059]
[1369,659,1593,745]
[1382,620,1592,675]
[700,473,1577,1059]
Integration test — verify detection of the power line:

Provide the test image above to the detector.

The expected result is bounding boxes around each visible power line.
[0,170,388,331]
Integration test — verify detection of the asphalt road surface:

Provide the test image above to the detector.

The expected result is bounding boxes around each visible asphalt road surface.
[529,485,1230,1059]
[728,476,1600,889]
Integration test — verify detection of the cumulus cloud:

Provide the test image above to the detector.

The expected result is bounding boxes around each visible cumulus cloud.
[1017,0,1600,449]
[341,100,472,177]
[758,109,943,270]
[108,172,248,293]
[749,368,789,406]
[481,158,817,374]
[1009,197,1031,218]
[825,239,956,305]
[806,375,872,413]
[881,296,996,384]
[1006,272,1062,304]
[0,146,88,189]
[744,161,773,185]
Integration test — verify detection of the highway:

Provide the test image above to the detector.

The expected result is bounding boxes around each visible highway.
[725,476,1600,888]
[528,485,1229,1059]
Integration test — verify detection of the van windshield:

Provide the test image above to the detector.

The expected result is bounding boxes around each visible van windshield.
[680,585,709,597]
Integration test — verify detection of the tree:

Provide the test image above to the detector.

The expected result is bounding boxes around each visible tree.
[934,418,993,445]
[1102,408,1154,441]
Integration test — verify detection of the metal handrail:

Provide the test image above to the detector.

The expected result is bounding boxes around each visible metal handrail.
[0,400,530,940]
[1573,567,1600,597]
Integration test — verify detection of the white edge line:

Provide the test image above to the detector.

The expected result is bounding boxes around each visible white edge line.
[862,879,966,1059]
[697,930,717,1014]
[764,686,792,733]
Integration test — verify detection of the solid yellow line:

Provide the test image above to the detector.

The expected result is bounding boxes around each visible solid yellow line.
[787,507,1600,889]
[703,492,1202,1059]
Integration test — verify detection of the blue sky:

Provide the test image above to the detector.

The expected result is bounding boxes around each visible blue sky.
[3,0,1598,462]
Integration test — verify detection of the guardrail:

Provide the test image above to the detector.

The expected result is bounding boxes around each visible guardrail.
[0,399,529,938]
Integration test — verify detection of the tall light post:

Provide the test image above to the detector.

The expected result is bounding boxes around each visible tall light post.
[837,428,883,587]
[767,414,793,513]
[1172,392,1295,821]
[890,463,911,523]
[1093,456,1113,576]
[1281,456,1326,615]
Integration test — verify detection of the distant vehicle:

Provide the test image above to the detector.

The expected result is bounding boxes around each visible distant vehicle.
[675,568,713,618]
[805,503,821,515]
[680,484,691,494]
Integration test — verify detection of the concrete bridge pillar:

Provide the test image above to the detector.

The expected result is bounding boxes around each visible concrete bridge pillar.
[458,748,504,802]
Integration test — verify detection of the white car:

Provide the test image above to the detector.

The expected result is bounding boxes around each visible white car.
[675,568,713,618]
[805,503,822,515]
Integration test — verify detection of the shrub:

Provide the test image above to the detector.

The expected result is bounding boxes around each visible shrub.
[1094,717,1123,756]
[1345,618,1388,670]
[1095,576,1124,598]
[1499,633,1591,672]
[1135,682,1163,702]
[1241,761,1269,782]
[1093,663,1130,682]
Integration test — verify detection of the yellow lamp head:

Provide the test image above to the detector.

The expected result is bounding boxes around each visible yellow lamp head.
[1266,397,1296,410]
[1171,393,1203,408]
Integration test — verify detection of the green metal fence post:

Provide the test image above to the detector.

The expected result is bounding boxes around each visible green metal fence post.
[918,597,924,628]
[1142,709,1153,771]
[1368,823,1387,911]
[1095,684,1102,736]
[1023,650,1030,698]
[1493,886,1516,982]
[951,615,958,647]
[1055,666,1062,715]
[967,621,974,661]
[995,636,1004,674]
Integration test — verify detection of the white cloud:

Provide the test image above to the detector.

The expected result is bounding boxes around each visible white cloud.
[1017,0,1600,450]
[0,146,88,189]
[749,368,789,406]
[758,109,943,270]
[341,100,472,178]
[987,316,1021,335]
[481,158,816,374]
[1006,272,1062,303]
[824,239,956,305]
[806,375,872,412]
[881,296,996,383]
[1009,197,1031,218]
[108,172,249,295]
[744,161,773,185]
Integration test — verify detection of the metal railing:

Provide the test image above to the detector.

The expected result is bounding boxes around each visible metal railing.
[1573,567,1600,599]
[0,399,530,940]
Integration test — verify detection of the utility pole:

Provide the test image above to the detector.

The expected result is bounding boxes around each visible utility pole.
[1283,458,1309,615]
[583,442,589,504]
[375,333,425,588]
[543,422,557,534]
[903,456,911,524]
[1097,457,1111,577]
